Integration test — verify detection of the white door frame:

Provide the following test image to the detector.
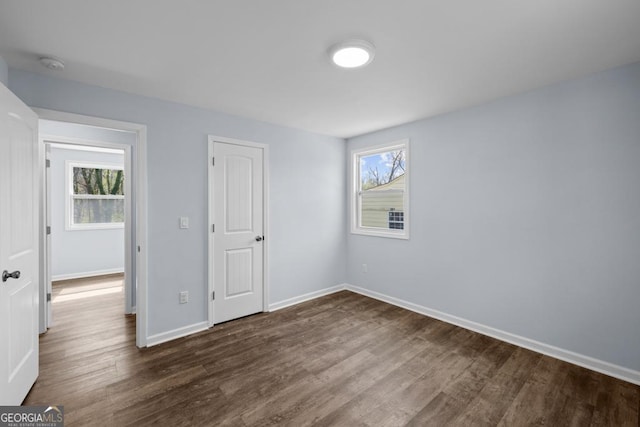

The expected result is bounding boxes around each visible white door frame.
[42,138,131,314]
[208,135,269,327]
[44,144,52,329]
[35,108,149,347]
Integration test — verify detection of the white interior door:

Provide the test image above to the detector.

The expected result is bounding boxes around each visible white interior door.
[0,83,39,405]
[211,140,265,324]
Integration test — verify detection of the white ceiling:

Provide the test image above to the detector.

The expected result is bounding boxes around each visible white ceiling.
[1,1,639,138]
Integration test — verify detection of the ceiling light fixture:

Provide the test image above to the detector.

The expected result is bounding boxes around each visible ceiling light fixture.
[39,56,65,71]
[328,40,375,69]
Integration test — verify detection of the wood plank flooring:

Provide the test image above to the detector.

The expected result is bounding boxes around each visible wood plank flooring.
[25,276,639,426]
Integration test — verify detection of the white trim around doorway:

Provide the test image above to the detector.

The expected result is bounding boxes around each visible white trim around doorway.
[35,108,149,347]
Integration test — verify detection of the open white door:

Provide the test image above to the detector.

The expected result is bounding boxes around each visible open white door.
[0,83,39,404]
[210,139,266,324]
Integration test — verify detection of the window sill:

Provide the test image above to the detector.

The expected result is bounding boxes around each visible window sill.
[350,228,409,240]
[66,223,125,231]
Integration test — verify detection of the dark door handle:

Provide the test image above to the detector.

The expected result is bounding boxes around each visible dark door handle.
[255,236,263,242]
[2,270,20,282]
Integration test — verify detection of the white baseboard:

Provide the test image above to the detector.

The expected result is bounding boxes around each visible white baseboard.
[52,268,124,282]
[146,321,209,347]
[269,284,346,312]
[345,284,640,386]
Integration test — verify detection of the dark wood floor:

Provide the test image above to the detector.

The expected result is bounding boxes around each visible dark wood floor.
[25,277,639,426]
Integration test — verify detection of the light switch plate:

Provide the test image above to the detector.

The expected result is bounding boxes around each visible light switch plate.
[179,291,188,304]
[179,217,189,229]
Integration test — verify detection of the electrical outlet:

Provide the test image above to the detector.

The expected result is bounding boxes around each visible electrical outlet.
[179,217,189,229]
[179,291,189,304]
[362,263,368,273]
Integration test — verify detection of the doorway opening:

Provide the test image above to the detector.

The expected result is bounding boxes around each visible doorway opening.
[44,140,128,328]
[37,110,148,347]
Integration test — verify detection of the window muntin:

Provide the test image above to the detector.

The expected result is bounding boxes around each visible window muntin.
[352,140,409,239]
[388,210,404,230]
[66,162,125,230]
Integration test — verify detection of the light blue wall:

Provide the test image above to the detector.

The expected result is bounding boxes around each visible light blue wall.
[346,61,640,373]
[0,55,8,86]
[9,69,347,336]
[49,146,125,279]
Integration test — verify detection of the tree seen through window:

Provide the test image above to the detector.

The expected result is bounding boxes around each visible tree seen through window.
[72,166,124,225]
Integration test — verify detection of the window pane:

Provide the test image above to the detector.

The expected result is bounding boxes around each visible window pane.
[388,210,404,229]
[359,150,405,191]
[359,149,405,230]
[73,167,124,195]
[73,198,124,224]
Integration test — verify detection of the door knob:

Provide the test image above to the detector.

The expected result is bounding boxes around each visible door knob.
[2,270,20,282]
[255,236,263,242]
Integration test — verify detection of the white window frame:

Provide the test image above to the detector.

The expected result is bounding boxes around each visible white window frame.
[65,160,125,231]
[351,139,410,239]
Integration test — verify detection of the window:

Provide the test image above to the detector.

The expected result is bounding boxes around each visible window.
[351,140,409,239]
[66,161,125,230]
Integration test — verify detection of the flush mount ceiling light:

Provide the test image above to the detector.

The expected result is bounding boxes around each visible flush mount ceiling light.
[328,40,375,69]
[39,56,65,71]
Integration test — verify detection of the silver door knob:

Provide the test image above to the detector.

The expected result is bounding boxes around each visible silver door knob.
[255,236,263,242]
[2,270,20,282]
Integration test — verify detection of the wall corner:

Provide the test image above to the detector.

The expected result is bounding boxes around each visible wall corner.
[0,56,9,87]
